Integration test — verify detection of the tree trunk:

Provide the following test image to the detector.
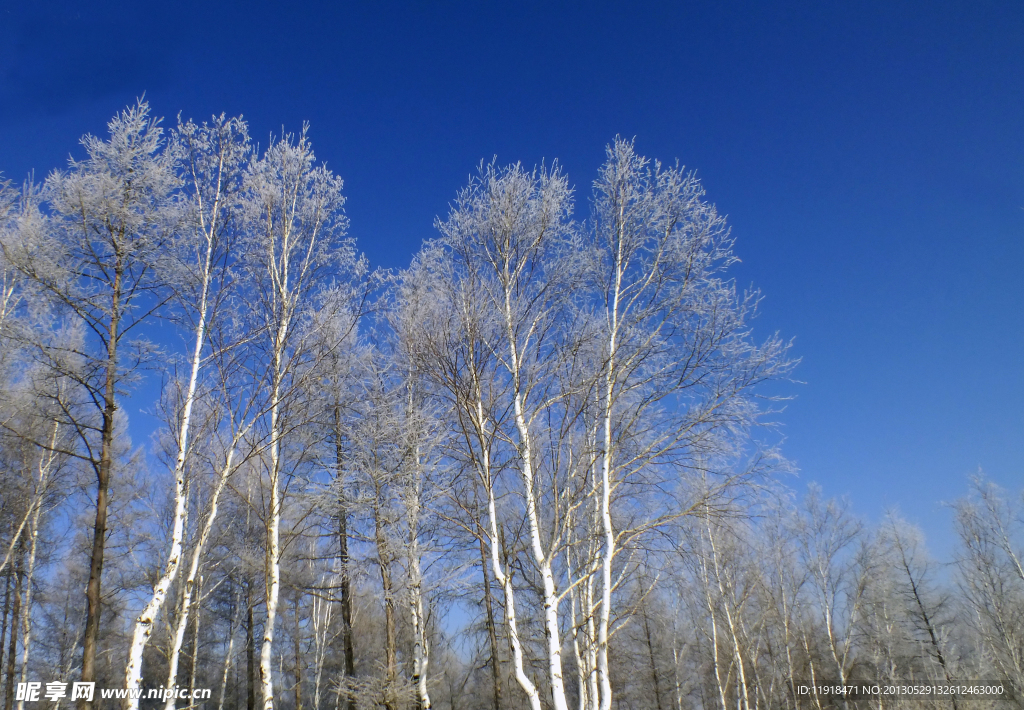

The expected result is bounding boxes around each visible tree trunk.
[409,542,430,710]
[125,229,213,708]
[293,594,303,710]
[585,579,599,710]
[407,441,431,710]
[490,501,540,710]
[247,589,256,710]
[81,266,122,710]
[334,410,355,710]
[309,580,332,710]
[510,381,570,710]
[700,545,729,710]
[641,601,665,710]
[187,576,203,705]
[375,493,397,710]
[260,325,287,710]
[501,276,570,710]
[4,542,23,710]
[14,493,44,710]
[478,529,502,710]
[894,530,959,710]
[0,564,11,703]
[166,446,238,710]
[568,571,588,710]
[706,524,750,710]
[597,317,617,710]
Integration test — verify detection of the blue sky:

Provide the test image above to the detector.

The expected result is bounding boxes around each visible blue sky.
[2,0,1021,556]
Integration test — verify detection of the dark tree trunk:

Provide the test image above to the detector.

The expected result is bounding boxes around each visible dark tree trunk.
[478,527,503,710]
[901,555,959,710]
[334,408,355,710]
[0,565,12,705]
[375,494,397,710]
[81,265,122,710]
[293,594,303,710]
[4,543,24,710]
[642,601,665,710]
[246,587,255,710]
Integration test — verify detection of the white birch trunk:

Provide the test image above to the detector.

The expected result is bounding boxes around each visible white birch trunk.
[409,556,430,710]
[597,352,616,710]
[309,573,335,710]
[567,552,595,710]
[469,390,542,710]
[164,445,238,710]
[248,130,343,710]
[13,482,44,710]
[566,470,600,710]
[585,458,601,710]
[586,584,599,710]
[672,643,684,710]
[486,473,541,710]
[126,125,234,705]
[407,444,431,710]
[260,318,287,710]
[14,423,58,710]
[700,534,729,710]
[125,229,214,708]
[706,521,750,710]
[506,318,570,710]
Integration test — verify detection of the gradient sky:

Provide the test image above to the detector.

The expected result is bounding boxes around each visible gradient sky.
[2,0,1021,557]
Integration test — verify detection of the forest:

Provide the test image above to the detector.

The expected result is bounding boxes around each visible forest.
[0,101,1021,710]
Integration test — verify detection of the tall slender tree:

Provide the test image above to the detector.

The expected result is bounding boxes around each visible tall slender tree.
[586,138,792,710]
[125,113,250,707]
[241,126,355,710]
[2,100,176,705]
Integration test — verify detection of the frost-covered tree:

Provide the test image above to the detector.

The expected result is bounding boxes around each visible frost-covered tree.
[124,113,251,707]
[1,100,177,700]
[240,125,357,710]
[584,138,792,710]
[432,160,579,710]
[953,479,1024,696]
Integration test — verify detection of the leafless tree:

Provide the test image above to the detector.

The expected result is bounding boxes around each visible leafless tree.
[953,478,1024,698]
[125,112,251,707]
[1,100,177,704]
[240,125,357,710]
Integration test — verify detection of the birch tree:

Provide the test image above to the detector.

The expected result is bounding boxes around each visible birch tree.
[241,126,355,710]
[794,488,875,708]
[124,113,251,706]
[436,160,578,710]
[396,241,533,710]
[12,402,67,710]
[586,137,792,710]
[953,478,1024,695]
[396,386,439,710]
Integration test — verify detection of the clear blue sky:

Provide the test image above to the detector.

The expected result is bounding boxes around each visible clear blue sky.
[2,0,1021,556]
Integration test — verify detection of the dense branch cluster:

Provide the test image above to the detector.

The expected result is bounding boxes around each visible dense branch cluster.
[0,102,1016,710]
